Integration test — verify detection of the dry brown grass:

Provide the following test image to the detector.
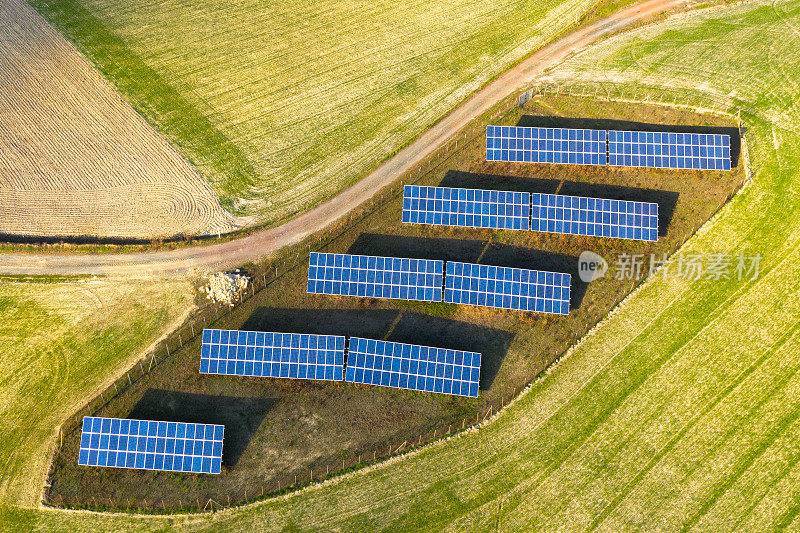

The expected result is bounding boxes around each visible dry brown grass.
[0,0,244,239]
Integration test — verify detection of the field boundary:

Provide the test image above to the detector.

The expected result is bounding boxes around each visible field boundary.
[41,82,751,514]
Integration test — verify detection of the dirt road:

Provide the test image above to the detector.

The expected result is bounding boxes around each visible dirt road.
[0,0,692,277]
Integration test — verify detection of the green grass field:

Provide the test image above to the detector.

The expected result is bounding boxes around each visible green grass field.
[28,0,605,223]
[5,0,800,530]
[0,277,194,510]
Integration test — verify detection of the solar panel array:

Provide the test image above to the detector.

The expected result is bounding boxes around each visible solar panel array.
[531,193,658,242]
[608,131,731,170]
[402,185,530,231]
[200,329,345,381]
[78,416,224,474]
[486,126,607,166]
[345,337,481,397]
[307,252,443,302]
[444,261,570,314]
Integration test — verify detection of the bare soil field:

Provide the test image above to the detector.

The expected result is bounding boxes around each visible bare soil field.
[0,0,240,239]
[46,96,746,511]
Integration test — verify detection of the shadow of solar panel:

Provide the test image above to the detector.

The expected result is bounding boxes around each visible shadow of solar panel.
[345,337,481,397]
[531,193,658,241]
[444,261,570,315]
[77,416,223,474]
[485,125,607,166]
[608,130,731,170]
[200,329,345,381]
[307,252,443,302]
[402,185,530,231]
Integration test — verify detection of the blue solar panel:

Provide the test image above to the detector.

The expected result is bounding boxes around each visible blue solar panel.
[345,337,481,397]
[77,416,223,474]
[307,252,443,302]
[486,125,607,166]
[531,193,658,242]
[402,185,530,231]
[608,131,731,170]
[444,261,570,314]
[200,329,345,381]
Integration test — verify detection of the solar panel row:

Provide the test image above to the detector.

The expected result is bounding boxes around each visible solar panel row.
[531,193,658,242]
[307,252,443,302]
[307,253,572,314]
[345,337,481,397]
[78,416,223,474]
[486,126,607,165]
[484,125,732,170]
[444,261,570,315]
[608,130,731,170]
[402,185,529,230]
[199,329,482,398]
[401,186,659,242]
[200,329,345,381]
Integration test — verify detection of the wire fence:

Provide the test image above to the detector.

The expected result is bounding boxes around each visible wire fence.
[41,81,753,513]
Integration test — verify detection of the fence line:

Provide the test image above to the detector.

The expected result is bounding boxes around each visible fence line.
[42,81,751,513]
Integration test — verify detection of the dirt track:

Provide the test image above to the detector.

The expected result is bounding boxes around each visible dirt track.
[0,0,692,276]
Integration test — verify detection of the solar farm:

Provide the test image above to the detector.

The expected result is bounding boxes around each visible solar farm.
[43,94,745,510]
[7,0,800,529]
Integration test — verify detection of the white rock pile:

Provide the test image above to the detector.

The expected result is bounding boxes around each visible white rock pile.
[204,271,250,306]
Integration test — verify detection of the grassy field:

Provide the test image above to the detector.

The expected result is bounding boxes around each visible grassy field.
[45,95,742,510]
[0,276,194,509]
[29,0,611,224]
[0,0,237,240]
[4,0,800,531]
